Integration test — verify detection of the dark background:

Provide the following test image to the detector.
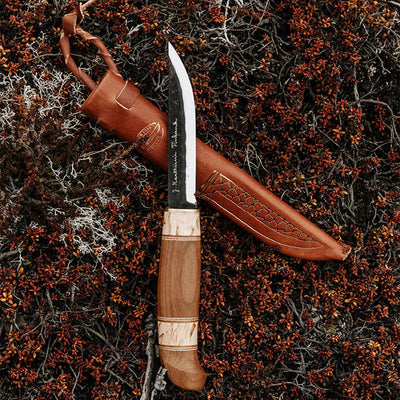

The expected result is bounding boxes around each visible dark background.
[0,0,399,399]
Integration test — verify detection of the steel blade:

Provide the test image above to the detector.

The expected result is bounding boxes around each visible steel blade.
[168,42,196,209]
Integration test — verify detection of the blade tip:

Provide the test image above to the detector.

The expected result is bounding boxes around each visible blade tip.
[168,41,176,57]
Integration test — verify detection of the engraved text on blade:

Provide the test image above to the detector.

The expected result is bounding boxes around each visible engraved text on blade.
[171,118,179,193]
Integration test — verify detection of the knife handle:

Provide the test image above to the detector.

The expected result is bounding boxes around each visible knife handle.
[157,209,206,391]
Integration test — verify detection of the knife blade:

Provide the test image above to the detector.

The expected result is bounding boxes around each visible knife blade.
[157,43,207,391]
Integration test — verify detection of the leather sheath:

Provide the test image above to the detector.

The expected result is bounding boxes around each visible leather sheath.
[60,6,351,261]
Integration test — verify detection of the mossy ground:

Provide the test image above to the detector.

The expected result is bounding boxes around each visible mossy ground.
[0,1,399,399]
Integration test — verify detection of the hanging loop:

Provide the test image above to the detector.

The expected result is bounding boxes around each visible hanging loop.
[59,1,121,90]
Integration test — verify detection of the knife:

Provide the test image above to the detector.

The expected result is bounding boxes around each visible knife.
[61,4,351,262]
[157,43,207,391]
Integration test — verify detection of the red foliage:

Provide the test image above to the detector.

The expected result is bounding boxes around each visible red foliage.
[0,0,399,399]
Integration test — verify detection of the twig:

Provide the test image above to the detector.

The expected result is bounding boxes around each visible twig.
[82,0,98,10]
[151,367,167,400]
[0,249,19,261]
[78,142,124,162]
[140,314,157,400]
[106,368,135,390]
[388,1,400,8]
[83,325,121,360]
[222,0,234,46]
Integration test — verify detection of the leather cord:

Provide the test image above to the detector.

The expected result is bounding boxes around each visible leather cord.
[82,0,98,9]
[59,0,121,90]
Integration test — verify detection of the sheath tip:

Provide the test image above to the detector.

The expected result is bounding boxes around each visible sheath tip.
[340,243,352,260]
[326,242,351,261]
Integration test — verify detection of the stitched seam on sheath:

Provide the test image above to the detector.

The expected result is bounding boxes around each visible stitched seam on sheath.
[115,81,130,110]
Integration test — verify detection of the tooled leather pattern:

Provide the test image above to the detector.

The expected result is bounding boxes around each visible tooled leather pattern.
[201,171,314,242]
[135,122,165,153]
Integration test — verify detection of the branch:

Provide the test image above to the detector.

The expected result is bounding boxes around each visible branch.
[140,314,157,400]
[0,249,19,261]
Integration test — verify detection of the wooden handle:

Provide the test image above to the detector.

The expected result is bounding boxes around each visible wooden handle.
[157,209,206,391]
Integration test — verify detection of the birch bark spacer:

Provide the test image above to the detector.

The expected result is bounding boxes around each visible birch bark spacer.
[162,209,200,237]
[158,317,198,351]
